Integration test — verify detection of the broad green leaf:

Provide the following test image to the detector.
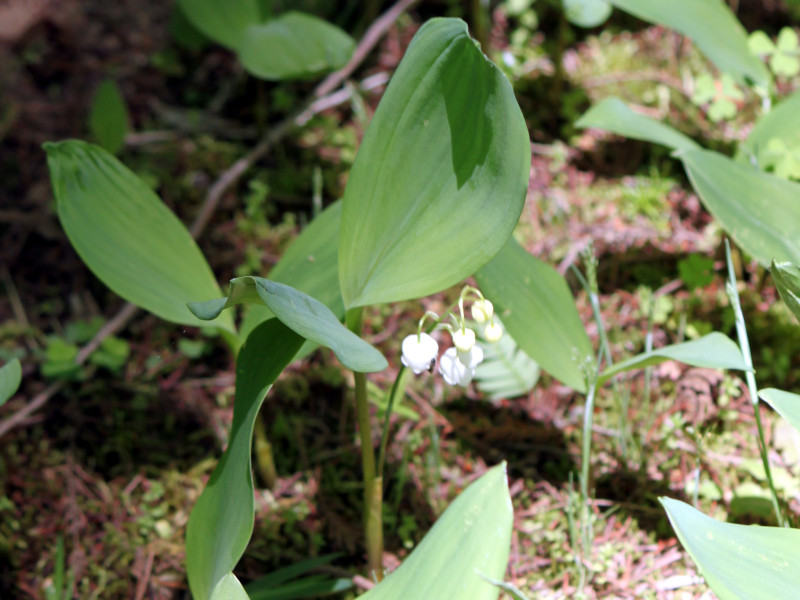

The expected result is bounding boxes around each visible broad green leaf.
[238,12,355,81]
[210,574,250,600]
[360,463,512,600]
[88,79,130,155]
[599,332,747,384]
[576,97,699,152]
[759,388,800,436]
[177,0,260,49]
[661,497,800,600]
[772,260,800,324]
[562,0,611,28]
[338,18,530,309]
[475,238,594,393]
[189,277,386,372]
[474,321,540,400]
[738,88,800,168]
[0,358,22,407]
[680,148,800,266]
[186,319,305,600]
[607,0,771,89]
[239,201,344,348]
[45,140,234,333]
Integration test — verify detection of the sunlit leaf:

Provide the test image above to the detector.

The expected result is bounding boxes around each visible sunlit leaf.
[599,332,748,383]
[210,574,250,600]
[338,18,530,309]
[475,238,594,393]
[607,0,771,88]
[238,12,354,80]
[661,497,800,600]
[680,148,800,266]
[186,320,304,600]
[576,97,699,152]
[738,88,800,169]
[88,79,130,155]
[759,388,800,437]
[359,463,512,600]
[562,0,611,28]
[771,260,800,324]
[0,358,22,407]
[45,140,234,332]
[189,277,386,372]
[177,0,260,49]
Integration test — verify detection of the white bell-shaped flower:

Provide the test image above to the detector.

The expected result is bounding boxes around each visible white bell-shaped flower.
[452,327,476,353]
[456,344,484,368]
[401,333,438,374]
[483,321,503,343]
[439,347,475,386]
[471,299,494,324]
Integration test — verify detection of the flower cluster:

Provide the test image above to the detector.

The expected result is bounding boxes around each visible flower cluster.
[400,288,502,387]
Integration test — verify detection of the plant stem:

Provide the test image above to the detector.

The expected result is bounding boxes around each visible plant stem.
[347,307,383,578]
[253,413,277,489]
[580,378,598,504]
[724,241,784,527]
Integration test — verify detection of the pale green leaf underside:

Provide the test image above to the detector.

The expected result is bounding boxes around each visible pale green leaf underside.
[189,277,387,373]
[209,574,250,600]
[562,0,612,28]
[599,332,748,383]
[239,12,355,81]
[575,97,699,152]
[360,463,512,600]
[474,323,539,400]
[0,358,22,407]
[475,238,594,393]
[681,148,800,266]
[177,0,260,49]
[45,140,234,332]
[661,497,800,600]
[771,260,800,325]
[759,388,800,436]
[338,18,530,309]
[607,0,771,88]
[186,320,305,600]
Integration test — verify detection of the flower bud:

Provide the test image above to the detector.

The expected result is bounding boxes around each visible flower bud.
[471,299,494,324]
[484,321,503,343]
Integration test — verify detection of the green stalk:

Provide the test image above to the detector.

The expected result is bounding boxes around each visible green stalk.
[253,413,278,489]
[346,307,383,578]
[724,241,784,527]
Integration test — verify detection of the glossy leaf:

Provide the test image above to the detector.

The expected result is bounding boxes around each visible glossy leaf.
[661,497,800,599]
[738,88,800,168]
[0,358,22,407]
[562,0,611,28]
[338,18,530,309]
[238,201,344,347]
[576,97,699,152]
[608,0,771,89]
[599,332,747,384]
[759,388,800,436]
[475,238,594,393]
[239,12,355,81]
[177,0,260,49]
[210,574,250,600]
[772,260,800,324]
[88,79,130,155]
[186,320,305,600]
[681,148,800,266]
[45,140,234,332]
[189,277,387,372]
[360,463,512,600]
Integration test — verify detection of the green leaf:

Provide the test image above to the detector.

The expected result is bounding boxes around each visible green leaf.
[759,388,800,436]
[607,0,771,89]
[708,97,736,122]
[245,554,351,599]
[88,79,130,155]
[239,201,344,351]
[661,497,800,599]
[45,140,234,332]
[186,319,305,600]
[475,238,594,393]
[360,463,512,600]
[338,18,530,309]
[772,260,800,324]
[562,0,612,28]
[189,277,387,372]
[474,320,540,400]
[575,98,700,152]
[749,30,777,56]
[176,0,260,49]
[680,148,800,266]
[210,574,250,600]
[739,88,800,168]
[0,358,22,407]
[238,12,354,81]
[599,332,748,384]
